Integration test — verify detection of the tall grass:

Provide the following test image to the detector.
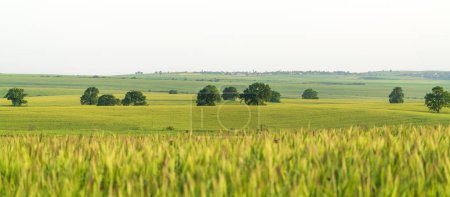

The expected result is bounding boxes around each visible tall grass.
[1,126,450,196]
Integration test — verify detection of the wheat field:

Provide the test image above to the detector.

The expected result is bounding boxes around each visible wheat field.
[0,94,449,133]
[1,125,450,196]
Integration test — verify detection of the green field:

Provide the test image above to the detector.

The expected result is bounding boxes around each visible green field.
[0,93,449,133]
[2,126,450,196]
[1,71,449,99]
[0,72,449,133]
[1,72,450,195]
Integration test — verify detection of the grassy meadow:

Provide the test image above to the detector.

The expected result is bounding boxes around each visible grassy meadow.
[2,126,450,196]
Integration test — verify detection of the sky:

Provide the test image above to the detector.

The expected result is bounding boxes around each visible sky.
[0,0,449,75]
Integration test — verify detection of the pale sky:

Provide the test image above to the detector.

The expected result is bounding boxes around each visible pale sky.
[0,0,449,75]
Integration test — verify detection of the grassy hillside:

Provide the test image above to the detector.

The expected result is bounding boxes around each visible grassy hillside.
[0,93,448,132]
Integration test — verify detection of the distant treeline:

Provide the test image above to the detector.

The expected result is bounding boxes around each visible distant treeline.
[30,70,450,80]
[401,72,450,80]
[301,82,366,86]
[193,70,353,76]
[364,71,450,80]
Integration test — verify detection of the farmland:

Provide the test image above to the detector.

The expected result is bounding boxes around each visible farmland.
[0,94,449,133]
[2,126,450,196]
[1,71,449,99]
[0,72,449,133]
[1,72,450,195]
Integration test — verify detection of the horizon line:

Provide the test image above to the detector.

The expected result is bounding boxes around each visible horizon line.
[1,69,450,76]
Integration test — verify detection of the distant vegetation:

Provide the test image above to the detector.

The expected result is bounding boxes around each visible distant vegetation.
[80,87,99,105]
[122,90,147,106]
[196,85,222,106]
[97,95,121,106]
[301,81,366,86]
[222,87,239,101]
[191,70,353,76]
[146,70,450,80]
[168,90,178,94]
[389,87,404,104]
[270,90,281,103]
[3,88,27,106]
[425,86,450,113]
[195,83,278,106]
[400,71,450,80]
[302,89,319,99]
[239,83,272,105]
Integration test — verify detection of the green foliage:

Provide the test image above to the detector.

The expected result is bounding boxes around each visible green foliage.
[270,90,281,103]
[389,87,404,103]
[302,88,319,99]
[97,95,121,106]
[239,83,272,105]
[196,85,221,106]
[4,88,28,106]
[80,87,99,105]
[168,90,178,94]
[122,91,147,106]
[222,87,239,101]
[425,86,449,113]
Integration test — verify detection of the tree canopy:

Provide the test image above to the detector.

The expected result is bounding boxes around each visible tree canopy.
[389,87,405,104]
[97,95,121,106]
[4,88,28,106]
[239,83,272,105]
[222,87,239,101]
[302,89,319,99]
[122,91,147,106]
[196,85,222,106]
[80,87,99,105]
[424,86,449,113]
[270,90,281,103]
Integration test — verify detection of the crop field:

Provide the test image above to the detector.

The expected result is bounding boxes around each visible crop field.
[1,72,449,99]
[1,72,450,195]
[0,93,449,133]
[1,126,450,196]
[0,72,449,133]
